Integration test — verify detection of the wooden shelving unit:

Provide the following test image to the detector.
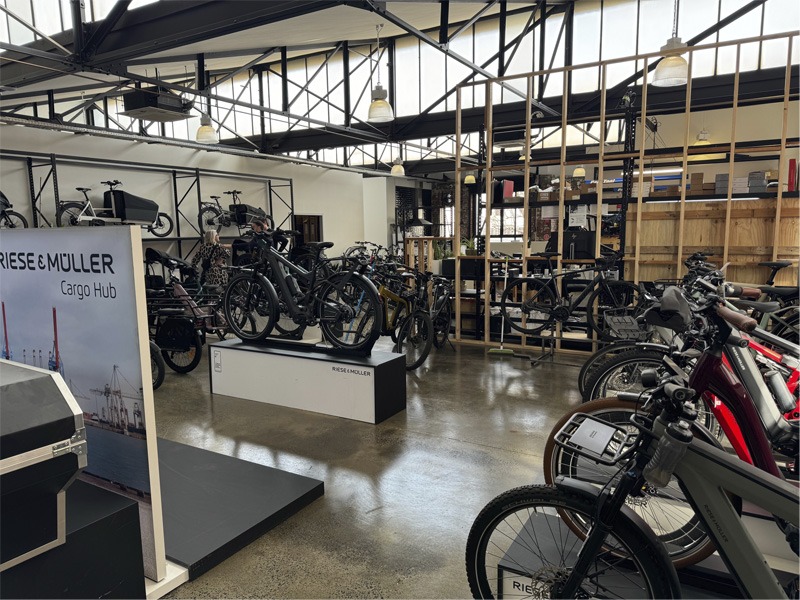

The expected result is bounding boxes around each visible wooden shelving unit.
[452,30,799,351]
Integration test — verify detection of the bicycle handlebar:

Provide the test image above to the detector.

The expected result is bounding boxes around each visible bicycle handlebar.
[715,304,757,332]
[224,190,242,195]
[100,180,122,187]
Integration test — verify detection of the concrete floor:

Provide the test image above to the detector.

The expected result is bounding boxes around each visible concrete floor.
[156,340,586,599]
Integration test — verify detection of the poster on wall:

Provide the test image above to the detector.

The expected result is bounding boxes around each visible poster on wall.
[0,226,166,582]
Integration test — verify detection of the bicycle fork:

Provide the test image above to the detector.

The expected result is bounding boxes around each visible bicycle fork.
[557,462,649,597]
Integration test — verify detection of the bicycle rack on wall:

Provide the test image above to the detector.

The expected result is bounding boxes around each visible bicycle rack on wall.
[25,154,59,228]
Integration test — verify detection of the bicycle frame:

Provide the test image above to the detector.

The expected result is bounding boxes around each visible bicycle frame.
[536,263,606,308]
[667,423,797,598]
[259,242,368,324]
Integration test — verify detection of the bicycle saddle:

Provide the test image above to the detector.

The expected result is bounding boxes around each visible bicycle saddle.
[533,251,560,258]
[757,285,798,299]
[210,196,220,200]
[730,299,781,314]
[304,241,334,251]
[758,260,792,269]
[75,187,91,192]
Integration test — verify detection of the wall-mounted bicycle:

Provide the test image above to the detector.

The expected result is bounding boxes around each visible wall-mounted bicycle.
[56,180,173,237]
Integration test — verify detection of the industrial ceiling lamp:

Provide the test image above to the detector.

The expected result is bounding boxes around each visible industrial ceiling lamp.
[572,165,586,178]
[408,210,433,228]
[367,24,394,123]
[464,173,476,185]
[695,127,711,145]
[195,112,218,144]
[390,157,405,177]
[652,0,688,87]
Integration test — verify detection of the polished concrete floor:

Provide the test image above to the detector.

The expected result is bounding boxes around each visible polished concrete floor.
[156,340,586,598]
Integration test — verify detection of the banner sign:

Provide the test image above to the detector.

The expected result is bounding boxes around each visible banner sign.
[0,227,165,581]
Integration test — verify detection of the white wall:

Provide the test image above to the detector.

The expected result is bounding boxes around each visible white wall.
[361,177,389,246]
[0,125,368,255]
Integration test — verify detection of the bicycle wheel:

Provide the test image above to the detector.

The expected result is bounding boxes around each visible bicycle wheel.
[318,273,382,352]
[586,281,648,342]
[543,397,719,569]
[466,485,676,599]
[394,310,433,370]
[582,349,668,403]
[150,341,166,389]
[432,298,452,349]
[198,206,223,234]
[222,275,277,341]
[56,202,86,227]
[0,210,28,229]
[149,212,173,237]
[389,303,408,343]
[500,278,556,335]
[161,332,202,373]
[771,305,799,345]
[577,341,637,395]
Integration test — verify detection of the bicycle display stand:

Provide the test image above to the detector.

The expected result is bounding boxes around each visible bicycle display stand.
[495,513,794,599]
[528,333,555,367]
[209,339,406,424]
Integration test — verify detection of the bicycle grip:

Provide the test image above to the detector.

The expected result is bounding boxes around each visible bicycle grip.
[715,304,757,332]
[726,284,761,299]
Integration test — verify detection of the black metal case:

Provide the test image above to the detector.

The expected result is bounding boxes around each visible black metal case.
[0,360,88,571]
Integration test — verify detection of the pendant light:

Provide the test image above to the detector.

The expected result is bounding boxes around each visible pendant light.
[195,112,218,144]
[464,173,476,185]
[390,157,405,177]
[652,0,688,87]
[367,24,394,123]
[572,165,586,179]
[695,128,710,145]
[408,210,432,228]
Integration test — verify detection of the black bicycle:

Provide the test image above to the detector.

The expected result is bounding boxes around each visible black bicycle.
[0,191,28,229]
[222,230,383,353]
[499,252,647,341]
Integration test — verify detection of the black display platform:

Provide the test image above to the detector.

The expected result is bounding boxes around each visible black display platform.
[158,438,324,579]
[0,479,145,599]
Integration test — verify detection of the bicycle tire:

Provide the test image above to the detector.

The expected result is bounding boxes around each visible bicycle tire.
[318,273,382,352]
[150,341,166,389]
[582,349,669,403]
[465,485,676,599]
[56,202,86,227]
[394,310,433,370]
[149,212,173,237]
[198,206,223,234]
[0,210,28,229]
[586,280,648,342]
[389,304,408,343]
[161,332,202,373]
[223,274,277,341]
[577,341,638,395]
[433,298,452,349]
[543,396,720,568]
[771,305,800,345]
[500,278,557,335]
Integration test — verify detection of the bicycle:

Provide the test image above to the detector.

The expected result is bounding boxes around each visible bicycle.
[222,230,382,353]
[499,251,647,341]
[0,191,28,229]
[393,270,434,371]
[56,180,173,237]
[430,275,454,349]
[544,281,798,568]
[198,190,262,235]
[467,354,799,598]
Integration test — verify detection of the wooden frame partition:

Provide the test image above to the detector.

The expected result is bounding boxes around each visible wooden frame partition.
[452,30,799,350]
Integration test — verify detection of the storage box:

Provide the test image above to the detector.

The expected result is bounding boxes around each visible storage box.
[103,189,159,224]
[230,203,267,226]
[0,360,88,571]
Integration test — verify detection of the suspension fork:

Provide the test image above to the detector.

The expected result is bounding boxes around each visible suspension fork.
[558,459,650,598]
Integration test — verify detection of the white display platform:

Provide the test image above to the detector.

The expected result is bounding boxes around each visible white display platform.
[209,339,406,424]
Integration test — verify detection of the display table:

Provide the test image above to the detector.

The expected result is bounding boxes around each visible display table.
[209,339,406,424]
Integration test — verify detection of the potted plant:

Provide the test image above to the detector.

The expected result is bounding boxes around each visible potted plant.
[462,237,478,256]
[431,242,444,274]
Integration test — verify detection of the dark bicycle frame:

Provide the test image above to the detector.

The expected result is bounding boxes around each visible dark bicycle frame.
[517,258,626,318]
[248,235,379,330]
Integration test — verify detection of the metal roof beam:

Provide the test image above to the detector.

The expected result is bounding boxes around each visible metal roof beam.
[83,0,132,59]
